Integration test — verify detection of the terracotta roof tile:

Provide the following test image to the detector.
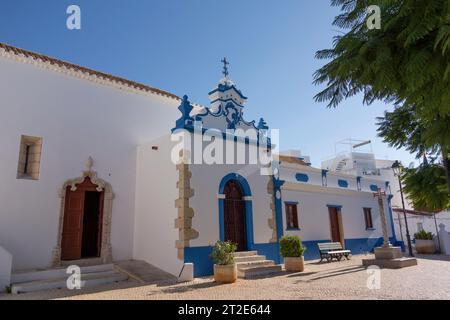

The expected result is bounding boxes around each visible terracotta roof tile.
[0,42,180,101]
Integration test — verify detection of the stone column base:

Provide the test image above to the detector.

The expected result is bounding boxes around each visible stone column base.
[374,246,402,259]
[362,246,417,269]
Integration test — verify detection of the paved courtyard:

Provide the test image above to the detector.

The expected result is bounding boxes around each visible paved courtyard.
[2,254,450,300]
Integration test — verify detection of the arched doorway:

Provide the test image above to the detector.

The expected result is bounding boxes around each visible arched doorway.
[52,164,113,266]
[61,177,105,260]
[61,177,104,260]
[223,180,247,251]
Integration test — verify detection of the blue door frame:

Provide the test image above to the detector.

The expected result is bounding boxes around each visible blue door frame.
[218,173,254,250]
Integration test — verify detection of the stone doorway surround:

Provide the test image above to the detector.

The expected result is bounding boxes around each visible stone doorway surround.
[52,157,114,267]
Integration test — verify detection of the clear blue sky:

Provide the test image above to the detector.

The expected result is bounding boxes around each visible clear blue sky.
[0,0,416,167]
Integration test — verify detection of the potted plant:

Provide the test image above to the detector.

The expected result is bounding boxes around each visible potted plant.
[211,240,237,283]
[280,235,306,272]
[414,230,436,254]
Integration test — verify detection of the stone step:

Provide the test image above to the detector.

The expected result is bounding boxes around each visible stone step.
[236,260,275,270]
[11,264,114,283]
[61,257,103,267]
[238,265,282,279]
[232,251,258,257]
[233,255,266,263]
[11,270,128,294]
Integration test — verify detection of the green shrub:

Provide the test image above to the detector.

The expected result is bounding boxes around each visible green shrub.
[279,236,306,257]
[210,240,237,265]
[414,230,434,240]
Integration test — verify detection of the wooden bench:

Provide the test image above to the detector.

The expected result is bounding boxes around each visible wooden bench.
[317,242,351,262]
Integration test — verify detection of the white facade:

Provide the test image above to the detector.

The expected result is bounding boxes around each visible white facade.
[322,150,414,211]
[0,43,399,281]
[0,44,180,271]
[393,210,450,246]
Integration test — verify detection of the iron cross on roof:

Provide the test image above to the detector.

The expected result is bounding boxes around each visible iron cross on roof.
[373,187,386,199]
[221,57,230,77]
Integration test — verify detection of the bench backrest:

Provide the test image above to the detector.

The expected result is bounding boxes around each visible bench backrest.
[317,242,343,252]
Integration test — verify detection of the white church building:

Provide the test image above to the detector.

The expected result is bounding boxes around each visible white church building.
[0,43,400,283]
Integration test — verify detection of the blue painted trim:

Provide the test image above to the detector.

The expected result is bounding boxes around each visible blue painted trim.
[253,243,281,264]
[218,173,254,250]
[173,95,195,132]
[218,199,224,241]
[218,173,252,196]
[338,179,348,188]
[185,237,401,276]
[244,201,254,250]
[185,243,280,276]
[210,98,245,108]
[327,204,343,209]
[370,184,379,192]
[184,246,213,277]
[295,173,309,183]
[173,125,272,148]
[366,228,376,231]
[273,176,285,242]
[208,83,248,100]
[257,118,269,131]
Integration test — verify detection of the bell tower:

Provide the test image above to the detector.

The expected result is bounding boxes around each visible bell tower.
[208,57,247,113]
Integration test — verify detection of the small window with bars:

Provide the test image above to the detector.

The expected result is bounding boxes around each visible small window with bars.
[363,207,374,230]
[17,135,43,180]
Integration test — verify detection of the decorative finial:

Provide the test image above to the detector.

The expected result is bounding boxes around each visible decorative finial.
[221,57,230,78]
[257,118,269,130]
[86,156,93,172]
[173,94,194,131]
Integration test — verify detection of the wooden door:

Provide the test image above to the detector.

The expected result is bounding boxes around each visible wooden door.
[61,186,85,260]
[223,180,247,251]
[329,207,341,243]
[61,177,104,260]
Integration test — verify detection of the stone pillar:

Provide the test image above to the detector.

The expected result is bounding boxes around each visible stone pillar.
[362,189,417,268]
[377,196,390,247]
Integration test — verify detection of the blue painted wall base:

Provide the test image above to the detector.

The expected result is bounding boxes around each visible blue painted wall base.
[253,243,280,264]
[184,243,279,277]
[184,237,401,276]
[184,246,213,277]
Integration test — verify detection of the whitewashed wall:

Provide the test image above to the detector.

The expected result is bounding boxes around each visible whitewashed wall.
[134,137,182,276]
[189,162,274,247]
[393,210,450,244]
[279,162,394,242]
[0,55,179,270]
[281,187,391,241]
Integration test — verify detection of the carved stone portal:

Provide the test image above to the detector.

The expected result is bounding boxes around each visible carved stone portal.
[52,158,114,266]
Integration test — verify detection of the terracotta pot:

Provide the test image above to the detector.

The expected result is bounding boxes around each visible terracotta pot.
[415,239,436,254]
[214,264,237,283]
[284,256,304,272]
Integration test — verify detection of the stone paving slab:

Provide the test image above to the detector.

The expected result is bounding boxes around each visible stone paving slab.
[1,254,450,300]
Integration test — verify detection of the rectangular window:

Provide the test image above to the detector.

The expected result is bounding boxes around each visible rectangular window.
[363,208,373,229]
[17,135,43,180]
[285,202,299,229]
[417,222,423,232]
